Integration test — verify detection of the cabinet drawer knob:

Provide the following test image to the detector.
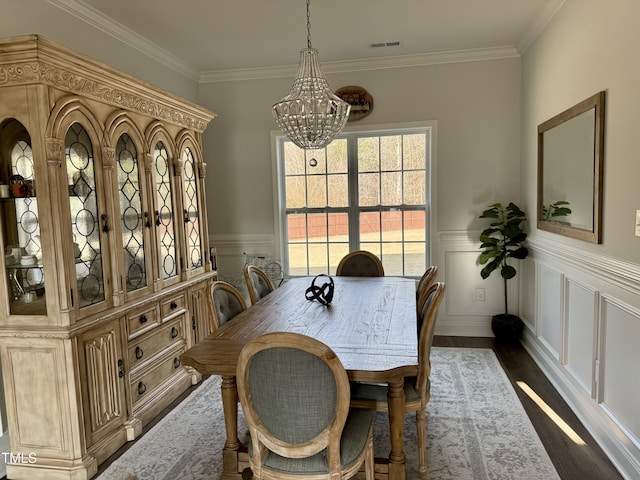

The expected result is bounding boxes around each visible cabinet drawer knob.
[135,346,144,360]
[170,301,178,309]
[138,382,147,395]
[139,314,148,324]
[118,359,124,378]
[173,357,180,369]
[171,327,179,339]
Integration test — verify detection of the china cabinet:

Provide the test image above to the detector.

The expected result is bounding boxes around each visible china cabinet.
[0,35,216,479]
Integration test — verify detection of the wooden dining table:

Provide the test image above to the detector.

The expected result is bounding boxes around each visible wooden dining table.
[180,275,419,480]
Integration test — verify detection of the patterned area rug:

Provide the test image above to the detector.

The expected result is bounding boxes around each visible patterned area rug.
[96,347,560,480]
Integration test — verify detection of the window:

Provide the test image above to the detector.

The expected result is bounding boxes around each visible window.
[276,124,433,277]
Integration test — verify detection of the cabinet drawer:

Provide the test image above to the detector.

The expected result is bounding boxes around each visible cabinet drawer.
[127,315,187,371]
[130,348,186,407]
[126,305,160,339]
[161,293,186,320]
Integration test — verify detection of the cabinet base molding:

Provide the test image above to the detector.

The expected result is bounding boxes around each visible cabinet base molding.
[5,454,97,480]
[124,418,143,442]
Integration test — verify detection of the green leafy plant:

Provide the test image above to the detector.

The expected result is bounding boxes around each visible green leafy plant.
[542,200,572,222]
[478,202,529,317]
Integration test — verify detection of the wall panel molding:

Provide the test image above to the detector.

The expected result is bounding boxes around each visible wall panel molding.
[528,237,640,295]
[526,239,640,480]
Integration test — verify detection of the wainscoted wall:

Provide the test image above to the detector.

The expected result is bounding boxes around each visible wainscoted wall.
[210,234,278,299]
[522,237,640,480]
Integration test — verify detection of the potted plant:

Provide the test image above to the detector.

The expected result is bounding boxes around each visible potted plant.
[478,202,529,341]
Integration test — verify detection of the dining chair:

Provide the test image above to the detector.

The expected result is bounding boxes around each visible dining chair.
[335,250,384,277]
[243,264,276,305]
[208,280,248,330]
[416,265,438,315]
[350,281,445,477]
[236,331,375,480]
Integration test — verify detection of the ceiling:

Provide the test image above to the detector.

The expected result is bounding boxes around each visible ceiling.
[57,0,565,77]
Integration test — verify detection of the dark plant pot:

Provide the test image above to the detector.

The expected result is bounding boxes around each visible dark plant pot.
[491,314,524,343]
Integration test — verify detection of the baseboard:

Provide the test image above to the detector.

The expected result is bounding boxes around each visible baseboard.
[522,330,640,480]
[0,431,9,478]
[434,315,493,337]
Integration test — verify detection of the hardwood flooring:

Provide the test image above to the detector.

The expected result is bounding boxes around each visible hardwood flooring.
[1,336,624,480]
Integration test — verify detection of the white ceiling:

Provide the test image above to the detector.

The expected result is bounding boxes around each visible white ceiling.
[55,0,565,77]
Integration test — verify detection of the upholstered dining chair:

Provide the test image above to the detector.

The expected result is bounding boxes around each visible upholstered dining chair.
[236,331,375,480]
[335,250,384,277]
[350,281,445,477]
[209,280,248,331]
[416,265,438,315]
[243,265,276,305]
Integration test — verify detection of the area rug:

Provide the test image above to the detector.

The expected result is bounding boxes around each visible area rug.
[96,347,560,480]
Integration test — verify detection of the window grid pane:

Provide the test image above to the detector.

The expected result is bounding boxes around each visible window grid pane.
[281,127,429,276]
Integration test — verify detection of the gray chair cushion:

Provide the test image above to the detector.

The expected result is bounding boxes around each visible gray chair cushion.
[250,271,272,301]
[250,407,373,474]
[213,288,244,326]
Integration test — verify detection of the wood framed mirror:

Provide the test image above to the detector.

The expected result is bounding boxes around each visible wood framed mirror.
[537,91,605,243]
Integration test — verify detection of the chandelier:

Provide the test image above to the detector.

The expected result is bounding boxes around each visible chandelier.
[271,0,351,150]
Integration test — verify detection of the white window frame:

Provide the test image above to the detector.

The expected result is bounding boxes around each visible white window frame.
[271,121,437,278]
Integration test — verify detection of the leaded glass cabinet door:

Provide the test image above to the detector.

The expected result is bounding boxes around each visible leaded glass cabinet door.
[153,140,179,288]
[116,133,151,298]
[65,123,108,311]
[181,146,207,277]
[0,119,47,316]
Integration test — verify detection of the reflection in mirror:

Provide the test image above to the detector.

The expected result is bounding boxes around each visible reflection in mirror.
[537,91,605,243]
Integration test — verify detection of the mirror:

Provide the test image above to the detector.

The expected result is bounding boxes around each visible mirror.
[537,91,605,243]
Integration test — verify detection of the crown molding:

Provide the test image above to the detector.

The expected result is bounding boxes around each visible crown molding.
[46,0,529,85]
[199,45,520,84]
[47,0,200,81]
[516,0,567,54]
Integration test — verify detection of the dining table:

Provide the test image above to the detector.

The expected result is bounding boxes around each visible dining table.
[180,275,419,480]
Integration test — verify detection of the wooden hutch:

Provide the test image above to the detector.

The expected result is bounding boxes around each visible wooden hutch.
[0,35,216,479]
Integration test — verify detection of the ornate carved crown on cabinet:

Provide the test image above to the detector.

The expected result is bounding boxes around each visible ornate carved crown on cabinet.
[0,35,216,479]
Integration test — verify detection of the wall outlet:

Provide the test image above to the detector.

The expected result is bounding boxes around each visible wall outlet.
[636,210,640,237]
[475,287,485,302]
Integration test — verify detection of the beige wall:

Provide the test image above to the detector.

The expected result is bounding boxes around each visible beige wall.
[521,2,640,478]
[522,0,640,260]
[199,58,522,281]
[0,0,200,102]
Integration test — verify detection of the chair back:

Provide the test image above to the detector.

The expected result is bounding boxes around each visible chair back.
[416,265,438,313]
[416,282,445,400]
[209,281,247,330]
[335,250,384,277]
[244,265,276,305]
[236,332,350,474]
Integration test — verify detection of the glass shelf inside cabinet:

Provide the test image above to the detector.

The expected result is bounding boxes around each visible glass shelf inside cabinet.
[1,133,47,316]
[5,261,46,315]
[0,202,47,315]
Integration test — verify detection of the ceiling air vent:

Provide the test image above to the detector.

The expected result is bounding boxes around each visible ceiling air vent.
[371,41,401,48]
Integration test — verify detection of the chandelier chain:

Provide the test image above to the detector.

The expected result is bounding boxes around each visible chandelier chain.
[306,0,312,49]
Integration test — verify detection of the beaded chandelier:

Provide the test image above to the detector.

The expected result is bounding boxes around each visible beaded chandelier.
[271,0,350,150]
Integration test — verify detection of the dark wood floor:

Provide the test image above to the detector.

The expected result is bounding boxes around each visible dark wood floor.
[2,336,624,480]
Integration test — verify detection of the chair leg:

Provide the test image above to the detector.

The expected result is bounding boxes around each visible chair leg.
[416,410,427,477]
[364,426,375,480]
